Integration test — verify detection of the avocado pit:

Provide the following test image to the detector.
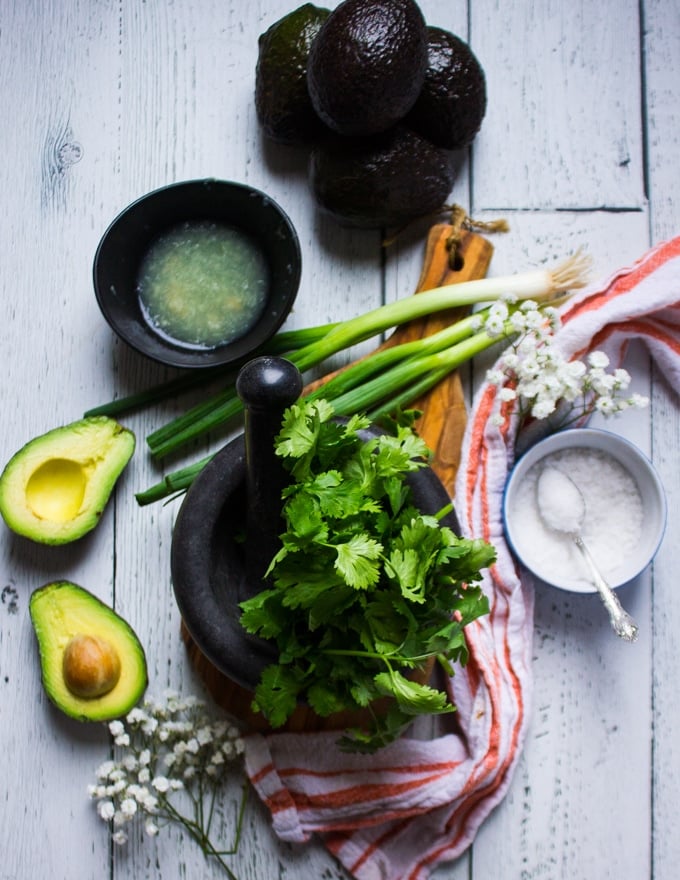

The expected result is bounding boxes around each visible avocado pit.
[62,633,122,698]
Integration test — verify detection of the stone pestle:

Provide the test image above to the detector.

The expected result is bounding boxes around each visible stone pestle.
[235,356,303,591]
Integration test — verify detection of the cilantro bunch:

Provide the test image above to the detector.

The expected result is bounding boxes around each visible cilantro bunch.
[239,399,495,752]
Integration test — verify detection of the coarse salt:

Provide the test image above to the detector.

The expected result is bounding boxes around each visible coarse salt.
[507,447,643,589]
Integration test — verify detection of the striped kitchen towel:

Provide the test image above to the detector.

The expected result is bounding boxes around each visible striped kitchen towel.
[243,234,680,880]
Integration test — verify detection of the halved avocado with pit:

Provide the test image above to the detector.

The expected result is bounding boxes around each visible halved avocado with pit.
[0,416,135,545]
[29,581,148,722]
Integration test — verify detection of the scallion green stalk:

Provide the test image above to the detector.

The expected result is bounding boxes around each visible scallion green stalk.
[84,324,339,420]
[135,253,590,503]
[331,326,503,416]
[136,455,214,506]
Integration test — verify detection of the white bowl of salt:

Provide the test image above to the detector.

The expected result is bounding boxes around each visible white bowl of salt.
[503,428,667,592]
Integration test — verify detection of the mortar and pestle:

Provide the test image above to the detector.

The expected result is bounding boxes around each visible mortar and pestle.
[170,354,461,732]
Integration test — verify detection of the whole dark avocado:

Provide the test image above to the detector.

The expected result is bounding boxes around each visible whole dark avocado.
[306,0,428,137]
[309,126,455,228]
[406,26,487,150]
[255,3,331,145]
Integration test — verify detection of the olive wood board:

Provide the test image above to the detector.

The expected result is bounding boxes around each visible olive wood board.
[181,228,494,733]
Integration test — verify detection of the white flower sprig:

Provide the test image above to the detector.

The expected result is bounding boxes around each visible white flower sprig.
[482,299,649,429]
[88,691,246,878]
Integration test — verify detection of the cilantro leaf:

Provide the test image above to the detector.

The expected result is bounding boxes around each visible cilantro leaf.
[334,533,383,589]
[374,668,455,716]
[252,663,307,728]
[238,396,496,752]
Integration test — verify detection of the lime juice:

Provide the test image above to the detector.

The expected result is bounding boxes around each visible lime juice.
[137,221,270,348]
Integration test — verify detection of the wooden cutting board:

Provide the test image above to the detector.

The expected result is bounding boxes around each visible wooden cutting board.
[182,227,494,731]
[305,227,494,495]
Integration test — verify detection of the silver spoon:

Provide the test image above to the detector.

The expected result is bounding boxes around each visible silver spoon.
[536,465,639,642]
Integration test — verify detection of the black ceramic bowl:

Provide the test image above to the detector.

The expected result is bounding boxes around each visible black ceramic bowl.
[93,179,302,369]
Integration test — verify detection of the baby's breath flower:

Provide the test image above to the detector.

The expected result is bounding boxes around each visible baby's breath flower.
[595,396,618,415]
[531,399,557,419]
[141,716,159,736]
[510,310,528,332]
[197,726,213,746]
[185,738,200,755]
[126,707,146,725]
[152,776,170,793]
[145,819,160,837]
[588,350,609,368]
[486,302,649,433]
[97,800,115,821]
[120,798,137,818]
[631,392,650,408]
[485,313,506,337]
[96,760,116,779]
[88,692,247,879]
[122,754,138,772]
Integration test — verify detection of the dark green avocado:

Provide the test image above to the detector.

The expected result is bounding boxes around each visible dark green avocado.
[306,0,428,137]
[406,26,487,150]
[255,3,331,145]
[309,126,456,228]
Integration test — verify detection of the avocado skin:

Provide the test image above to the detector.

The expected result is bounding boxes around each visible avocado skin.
[255,4,331,145]
[29,581,148,723]
[307,0,428,137]
[406,26,487,150]
[309,126,455,228]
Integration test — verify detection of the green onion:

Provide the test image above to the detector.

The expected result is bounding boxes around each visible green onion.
[84,324,339,420]
[136,455,213,506]
[134,253,590,504]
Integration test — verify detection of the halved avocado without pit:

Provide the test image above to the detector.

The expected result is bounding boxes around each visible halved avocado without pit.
[0,416,135,545]
[29,581,148,722]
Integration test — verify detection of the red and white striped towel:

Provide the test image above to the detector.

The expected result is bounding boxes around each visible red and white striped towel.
[243,235,680,880]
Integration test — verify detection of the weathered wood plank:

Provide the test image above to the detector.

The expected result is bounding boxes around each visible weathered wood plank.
[645,2,680,879]
[472,0,644,210]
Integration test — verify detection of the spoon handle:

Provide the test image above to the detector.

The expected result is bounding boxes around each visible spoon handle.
[573,536,639,642]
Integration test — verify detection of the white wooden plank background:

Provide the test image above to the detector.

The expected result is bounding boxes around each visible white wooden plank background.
[0,1,678,878]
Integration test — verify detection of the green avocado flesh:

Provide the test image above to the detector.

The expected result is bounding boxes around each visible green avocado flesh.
[29,581,148,722]
[0,416,135,545]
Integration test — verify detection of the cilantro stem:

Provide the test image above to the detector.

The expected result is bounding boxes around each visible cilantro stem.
[322,647,441,664]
